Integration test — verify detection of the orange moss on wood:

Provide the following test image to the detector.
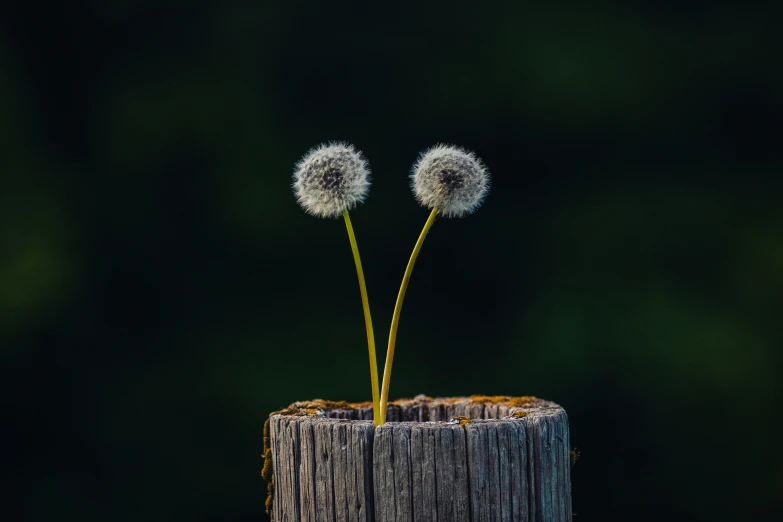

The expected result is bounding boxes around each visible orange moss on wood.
[570,448,580,468]
[274,399,354,416]
[391,395,433,405]
[261,448,273,481]
[262,418,274,515]
[469,395,539,407]
[265,487,273,512]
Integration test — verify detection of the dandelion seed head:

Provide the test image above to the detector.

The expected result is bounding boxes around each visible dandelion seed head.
[410,144,490,218]
[293,142,371,218]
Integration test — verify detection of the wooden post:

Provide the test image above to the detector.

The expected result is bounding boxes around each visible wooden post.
[263,395,572,522]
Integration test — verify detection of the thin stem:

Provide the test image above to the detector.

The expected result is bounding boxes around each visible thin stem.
[343,211,381,426]
[379,207,439,424]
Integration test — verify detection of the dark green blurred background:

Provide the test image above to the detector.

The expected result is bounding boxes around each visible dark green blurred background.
[2,1,781,521]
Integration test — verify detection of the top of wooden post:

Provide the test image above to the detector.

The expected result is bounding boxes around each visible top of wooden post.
[266,394,557,421]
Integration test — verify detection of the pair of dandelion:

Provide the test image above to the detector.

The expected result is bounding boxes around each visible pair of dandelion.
[293,142,490,426]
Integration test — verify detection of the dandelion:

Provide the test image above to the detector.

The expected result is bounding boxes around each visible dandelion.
[410,144,490,218]
[293,142,372,219]
[378,144,490,424]
[292,142,381,425]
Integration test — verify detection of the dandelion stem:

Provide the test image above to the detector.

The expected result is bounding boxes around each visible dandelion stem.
[379,207,439,424]
[343,210,381,426]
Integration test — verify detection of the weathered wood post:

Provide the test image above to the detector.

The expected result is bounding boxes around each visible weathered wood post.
[263,395,572,522]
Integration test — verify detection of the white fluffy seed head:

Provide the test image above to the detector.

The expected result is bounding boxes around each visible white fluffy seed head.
[292,142,371,219]
[410,144,490,218]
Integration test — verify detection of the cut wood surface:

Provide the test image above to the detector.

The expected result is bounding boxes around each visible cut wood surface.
[264,395,571,522]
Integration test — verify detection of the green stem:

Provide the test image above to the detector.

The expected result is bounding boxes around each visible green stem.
[379,207,439,424]
[343,211,381,426]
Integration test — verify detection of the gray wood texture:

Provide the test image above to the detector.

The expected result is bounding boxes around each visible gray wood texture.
[264,396,571,522]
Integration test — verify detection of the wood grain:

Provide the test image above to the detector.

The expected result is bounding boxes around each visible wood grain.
[265,396,571,522]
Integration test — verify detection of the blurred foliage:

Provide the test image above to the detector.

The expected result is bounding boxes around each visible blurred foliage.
[1,1,781,521]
